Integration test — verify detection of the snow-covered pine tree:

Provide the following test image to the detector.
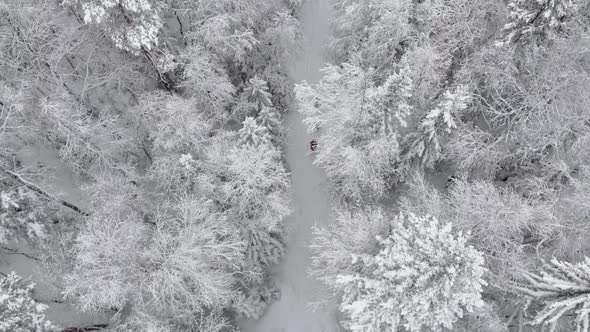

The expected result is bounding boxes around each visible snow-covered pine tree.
[201,131,290,324]
[233,76,274,120]
[201,131,290,272]
[256,105,282,139]
[514,257,590,332]
[243,225,285,268]
[0,272,54,331]
[335,212,487,332]
[499,0,578,45]
[256,106,285,146]
[403,85,471,169]
[238,117,271,147]
[232,281,280,320]
[244,76,273,109]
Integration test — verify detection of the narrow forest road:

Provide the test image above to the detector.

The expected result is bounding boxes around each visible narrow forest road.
[239,0,342,331]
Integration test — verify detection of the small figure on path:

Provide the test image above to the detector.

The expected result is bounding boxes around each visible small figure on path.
[310,139,318,151]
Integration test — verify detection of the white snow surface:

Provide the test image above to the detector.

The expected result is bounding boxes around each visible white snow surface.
[239,0,343,331]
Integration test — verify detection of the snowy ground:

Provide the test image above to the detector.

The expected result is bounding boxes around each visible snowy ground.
[239,0,343,331]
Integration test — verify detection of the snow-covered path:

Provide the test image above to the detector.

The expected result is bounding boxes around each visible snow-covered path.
[239,0,342,331]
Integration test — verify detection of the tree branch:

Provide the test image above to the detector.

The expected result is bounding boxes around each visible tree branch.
[141,46,175,94]
[0,166,90,216]
[0,246,40,261]
[60,324,109,332]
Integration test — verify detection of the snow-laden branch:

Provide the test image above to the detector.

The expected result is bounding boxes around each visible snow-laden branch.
[514,257,590,331]
[0,166,89,216]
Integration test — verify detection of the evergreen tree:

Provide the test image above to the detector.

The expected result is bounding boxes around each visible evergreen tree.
[244,76,273,109]
[499,0,578,45]
[332,212,488,332]
[514,257,590,332]
[402,85,471,169]
[238,117,271,147]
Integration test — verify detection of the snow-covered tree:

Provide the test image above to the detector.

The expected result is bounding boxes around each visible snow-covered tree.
[445,179,555,278]
[37,96,136,176]
[296,63,415,200]
[333,212,487,332]
[137,92,214,154]
[64,176,244,328]
[514,257,590,331]
[365,65,414,133]
[423,0,505,53]
[244,76,273,109]
[183,0,260,63]
[232,282,280,320]
[0,272,54,332]
[243,225,285,268]
[233,76,274,119]
[238,117,271,147]
[62,0,166,52]
[402,85,471,169]
[1,0,299,329]
[499,0,578,45]
[311,206,390,284]
[257,10,302,65]
[180,134,291,322]
[0,187,49,244]
[179,45,236,118]
[330,0,413,67]
[398,175,556,278]
[218,143,291,228]
[256,105,282,138]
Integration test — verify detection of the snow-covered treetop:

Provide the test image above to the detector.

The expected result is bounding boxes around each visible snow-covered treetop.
[422,85,471,135]
[499,0,578,45]
[365,65,414,132]
[331,0,413,66]
[238,117,271,147]
[336,212,488,332]
[62,0,164,52]
[403,85,471,169]
[0,272,54,332]
[220,143,291,227]
[244,76,273,108]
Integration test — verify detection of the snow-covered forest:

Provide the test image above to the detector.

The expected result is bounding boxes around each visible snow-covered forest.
[2,0,590,331]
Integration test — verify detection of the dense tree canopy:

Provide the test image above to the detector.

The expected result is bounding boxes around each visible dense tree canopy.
[3,0,590,330]
[306,0,590,331]
[0,0,300,329]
